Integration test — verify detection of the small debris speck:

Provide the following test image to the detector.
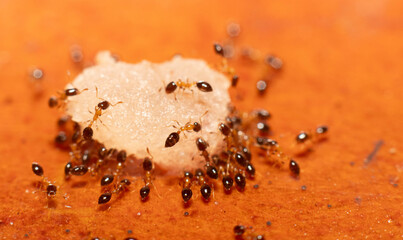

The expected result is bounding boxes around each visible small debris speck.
[327,204,332,208]
[350,161,355,166]
[392,183,398,188]
[24,233,29,238]
[266,221,272,226]
[65,229,70,234]
[301,185,307,191]
[32,68,44,80]
[127,230,133,234]
[184,212,189,216]
[253,184,259,189]
[355,197,362,205]
[389,148,396,155]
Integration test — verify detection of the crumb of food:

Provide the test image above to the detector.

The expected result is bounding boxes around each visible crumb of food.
[66,51,230,173]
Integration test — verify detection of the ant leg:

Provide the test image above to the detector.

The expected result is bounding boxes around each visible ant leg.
[97,118,110,130]
[110,101,123,107]
[211,183,216,200]
[95,86,106,102]
[151,182,162,199]
[146,147,154,159]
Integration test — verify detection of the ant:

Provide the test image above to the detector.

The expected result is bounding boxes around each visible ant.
[31,163,57,198]
[82,87,123,140]
[98,178,131,204]
[165,112,207,148]
[294,125,328,154]
[181,171,193,203]
[165,79,213,94]
[114,150,127,175]
[194,169,212,201]
[196,137,210,161]
[255,137,290,169]
[213,43,238,87]
[48,87,88,108]
[140,148,159,200]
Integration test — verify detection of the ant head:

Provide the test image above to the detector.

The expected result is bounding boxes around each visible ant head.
[98,100,110,110]
[165,81,177,93]
[196,81,213,92]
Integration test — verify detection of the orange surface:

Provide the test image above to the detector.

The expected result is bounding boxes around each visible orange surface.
[0,0,402,239]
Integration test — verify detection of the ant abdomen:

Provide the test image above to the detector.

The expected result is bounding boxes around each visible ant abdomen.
[165,132,180,148]
[196,81,213,92]
[181,187,192,202]
[165,81,177,93]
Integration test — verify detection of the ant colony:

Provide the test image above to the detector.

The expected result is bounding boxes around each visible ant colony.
[34,43,328,209]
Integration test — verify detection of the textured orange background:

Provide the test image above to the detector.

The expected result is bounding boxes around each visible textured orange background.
[0,0,402,239]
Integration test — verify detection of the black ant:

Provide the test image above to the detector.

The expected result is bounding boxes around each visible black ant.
[48,87,88,108]
[31,163,57,198]
[165,112,207,148]
[140,148,159,200]
[98,178,131,204]
[165,79,213,94]
[82,87,123,140]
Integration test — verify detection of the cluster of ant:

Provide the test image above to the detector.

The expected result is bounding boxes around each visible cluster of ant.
[31,43,328,208]
[50,111,158,205]
[31,46,219,205]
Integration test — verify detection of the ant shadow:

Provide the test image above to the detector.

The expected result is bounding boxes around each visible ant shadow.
[224,188,233,195]
[46,199,57,209]
[183,200,192,208]
[71,181,88,188]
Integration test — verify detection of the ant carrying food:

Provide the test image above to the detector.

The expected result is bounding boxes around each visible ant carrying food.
[48,87,88,108]
[31,162,57,198]
[82,87,123,140]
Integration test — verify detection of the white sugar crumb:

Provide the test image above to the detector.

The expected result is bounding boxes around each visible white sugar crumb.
[66,51,230,174]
